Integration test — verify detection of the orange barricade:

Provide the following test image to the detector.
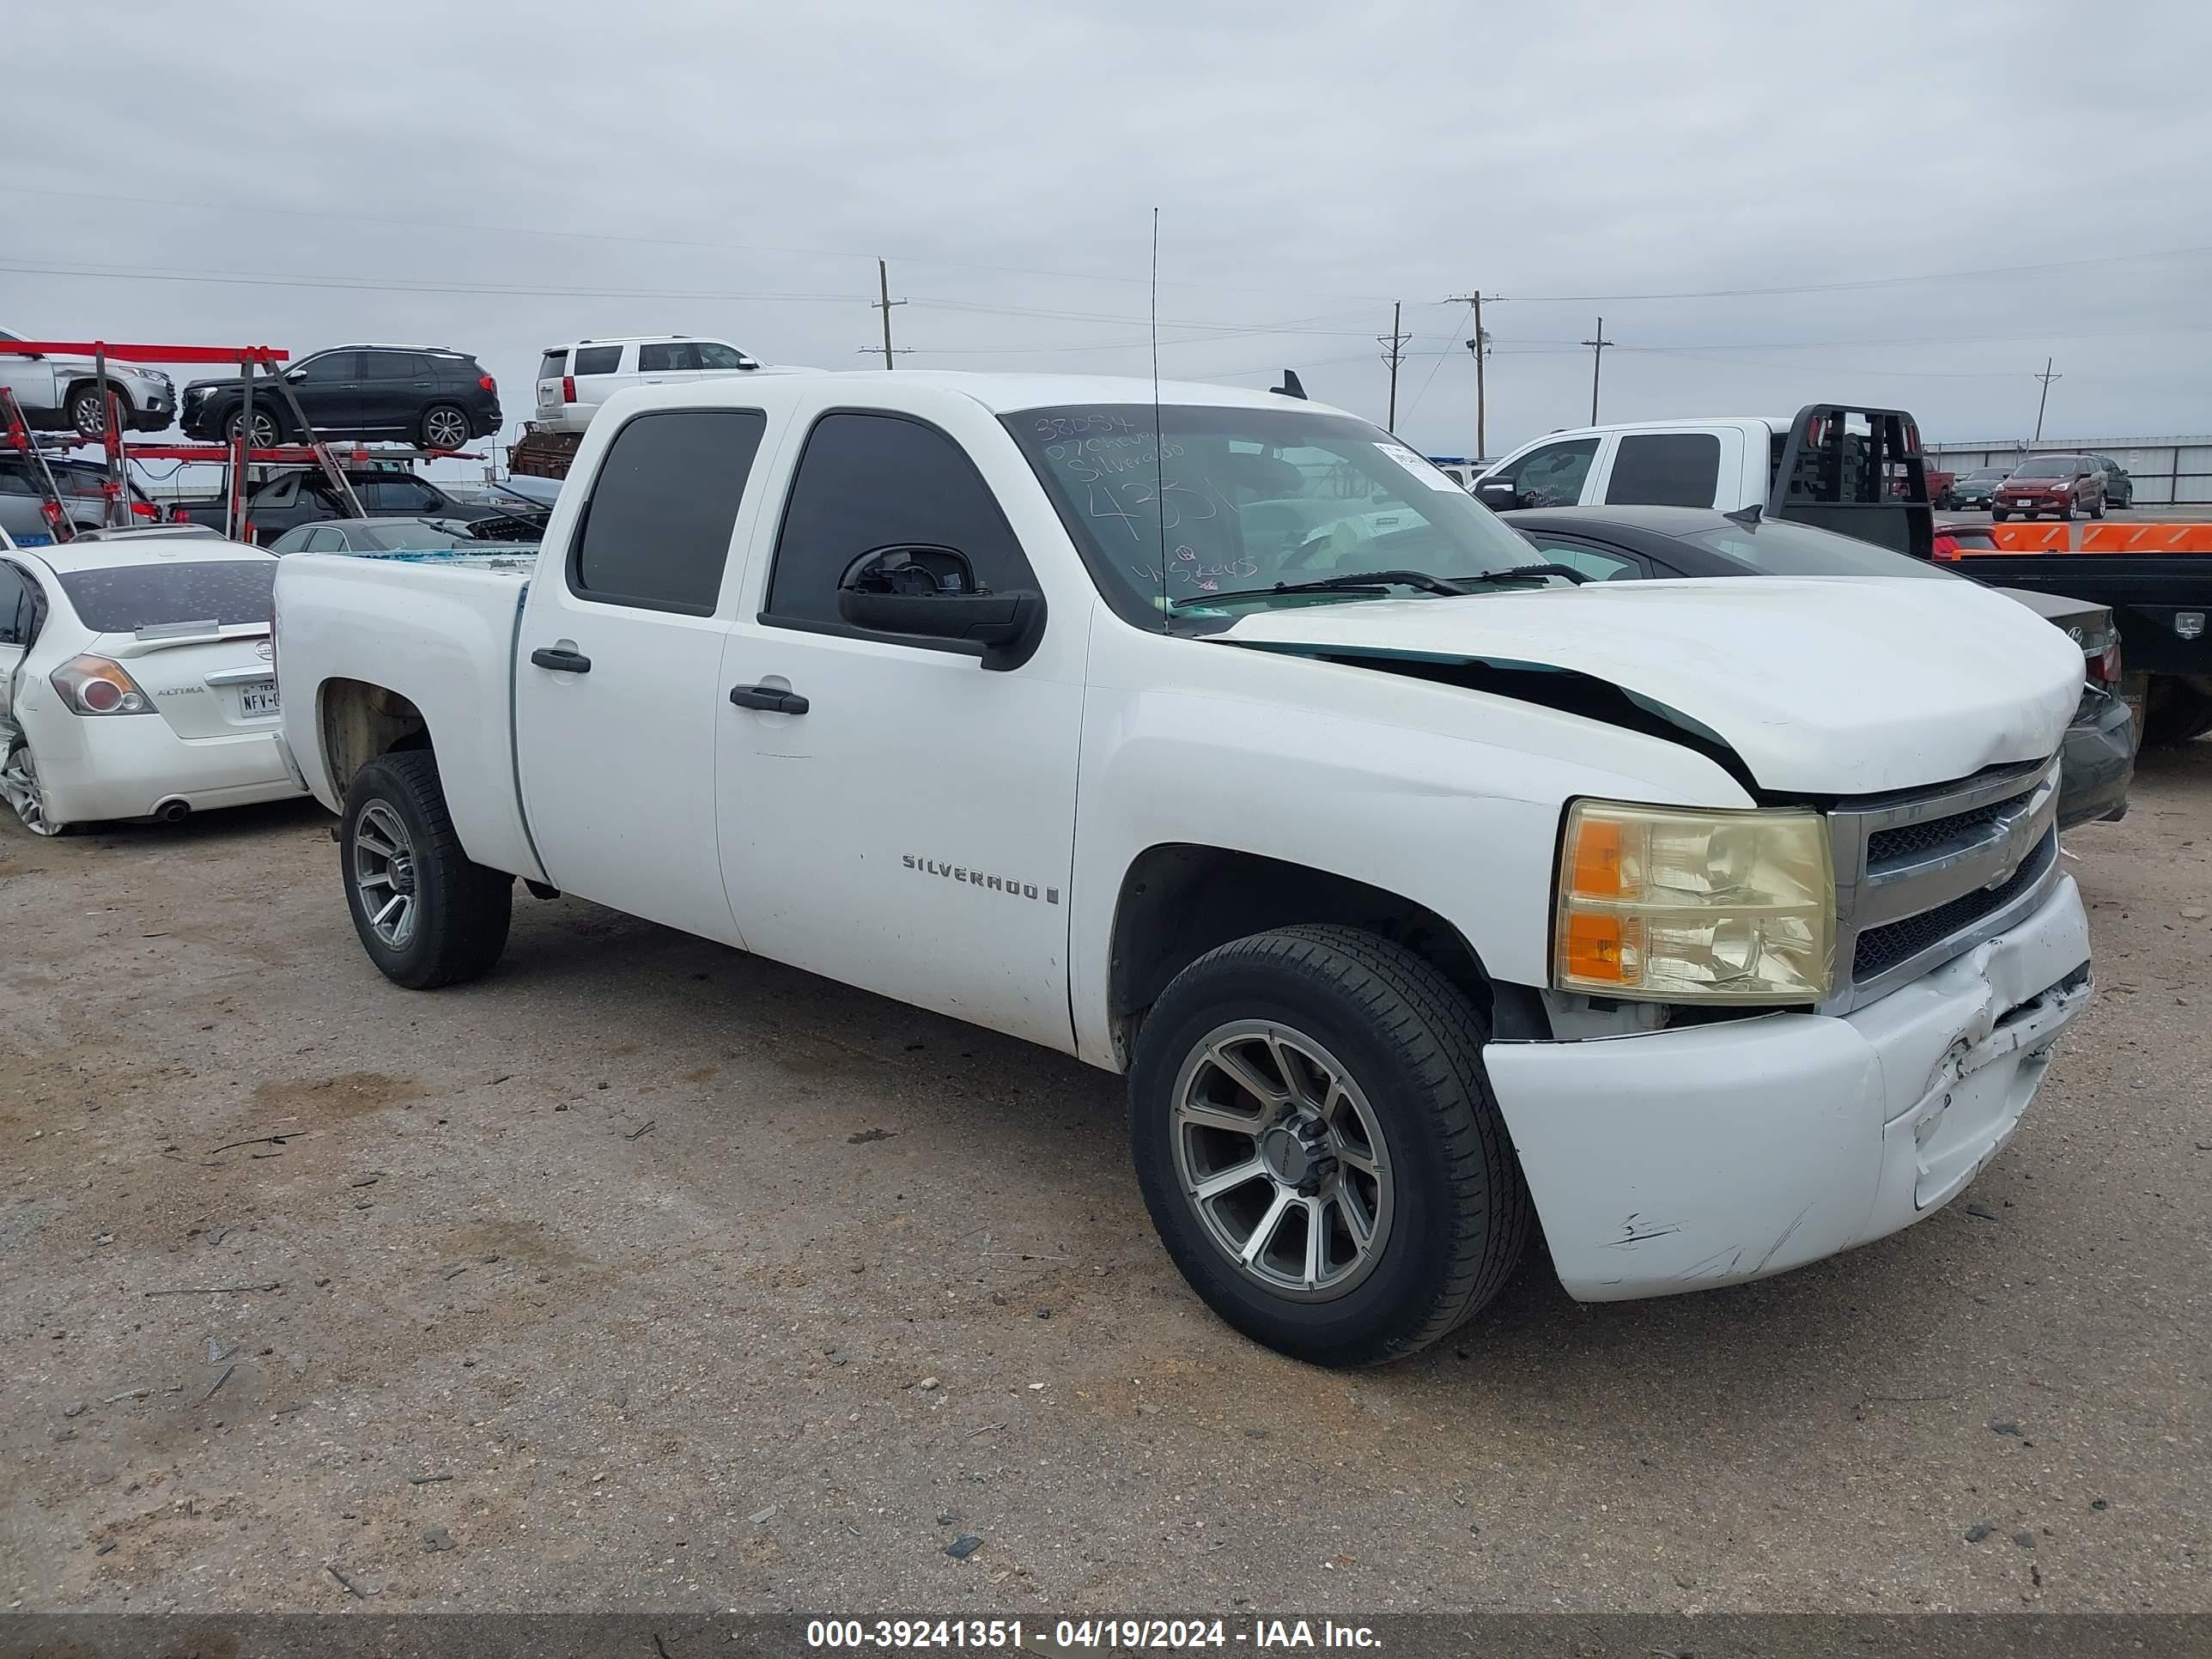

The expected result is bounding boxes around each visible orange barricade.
[2080,522,2212,553]
[1987,523,2070,551]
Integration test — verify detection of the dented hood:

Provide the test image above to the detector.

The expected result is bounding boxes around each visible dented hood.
[1214,576,2082,795]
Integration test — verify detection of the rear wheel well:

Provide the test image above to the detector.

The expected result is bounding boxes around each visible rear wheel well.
[318,678,430,798]
[1107,845,1498,1065]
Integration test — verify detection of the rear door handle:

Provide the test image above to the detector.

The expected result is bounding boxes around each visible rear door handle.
[530,646,592,673]
[729,683,808,714]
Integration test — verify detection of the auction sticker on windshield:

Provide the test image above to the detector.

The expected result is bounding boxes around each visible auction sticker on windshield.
[1374,441,1466,493]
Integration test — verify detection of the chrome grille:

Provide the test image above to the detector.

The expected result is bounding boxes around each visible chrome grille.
[1851,827,2057,981]
[1864,787,2035,866]
[1824,756,2063,1012]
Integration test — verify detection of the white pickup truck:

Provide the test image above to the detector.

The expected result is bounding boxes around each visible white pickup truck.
[272,371,2094,1366]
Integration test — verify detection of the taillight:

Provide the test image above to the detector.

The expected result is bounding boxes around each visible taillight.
[2090,635,2123,684]
[562,375,575,403]
[52,654,157,715]
[480,374,497,394]
[131,499,158,519]
[1932,532,1959,561]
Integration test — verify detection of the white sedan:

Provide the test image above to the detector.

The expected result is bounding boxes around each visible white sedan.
[0,531,305,835]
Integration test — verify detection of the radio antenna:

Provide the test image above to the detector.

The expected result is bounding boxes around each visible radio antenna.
[1151,206,1169,631]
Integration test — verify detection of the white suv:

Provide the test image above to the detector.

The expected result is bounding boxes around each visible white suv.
[533,336,761,434]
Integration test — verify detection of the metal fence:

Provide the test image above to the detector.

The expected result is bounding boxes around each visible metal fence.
[1927,435,2212,506]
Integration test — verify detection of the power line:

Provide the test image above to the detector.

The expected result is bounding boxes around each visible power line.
[0,182,1400,305]
[1503,244,2212,303]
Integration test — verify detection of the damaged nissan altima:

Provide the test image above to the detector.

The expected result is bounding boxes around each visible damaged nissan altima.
[271,370,2092,1365]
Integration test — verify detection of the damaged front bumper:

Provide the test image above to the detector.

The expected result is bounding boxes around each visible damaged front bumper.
[1484,876,2092,1302]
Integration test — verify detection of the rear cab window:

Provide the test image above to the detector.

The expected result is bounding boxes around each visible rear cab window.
[1604,433,1723,507]
[57,561,276,632]
[568,409,764,613]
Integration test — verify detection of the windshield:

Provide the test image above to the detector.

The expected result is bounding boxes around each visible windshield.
[58,560,276,631]
[1005,404,1546,625]
[2011,457,2081,478]
[1965,467,2008,480]
[1684,518,1956,580]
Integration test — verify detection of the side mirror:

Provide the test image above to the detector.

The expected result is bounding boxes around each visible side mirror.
[836,544,1047,672]
[1473,478,1518,512]
[284,368,306,383]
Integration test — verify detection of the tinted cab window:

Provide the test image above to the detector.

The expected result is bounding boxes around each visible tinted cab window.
[766,412,1034,635]
[573,345,623,376]
[1605,433,1722,507]
[570,409,764,612]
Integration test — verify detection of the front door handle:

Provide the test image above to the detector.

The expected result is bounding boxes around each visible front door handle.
[530,646,592,673]
[730,683,808,714]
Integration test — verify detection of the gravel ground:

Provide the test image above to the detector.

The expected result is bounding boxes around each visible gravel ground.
[1,743,2206,1617]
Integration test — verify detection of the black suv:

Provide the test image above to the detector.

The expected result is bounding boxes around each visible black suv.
[179,346,502,452]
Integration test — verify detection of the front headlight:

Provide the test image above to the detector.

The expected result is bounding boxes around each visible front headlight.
[1553,800,1835,1004]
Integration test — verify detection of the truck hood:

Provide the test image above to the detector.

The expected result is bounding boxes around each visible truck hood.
[1211,576,2082,795]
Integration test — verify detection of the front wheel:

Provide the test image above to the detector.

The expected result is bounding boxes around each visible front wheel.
[1128,924,1530,1367]
[226,405,283,448]
[2090,494,2106,520]
[1991,509,2008,522]
[341,750,512,988]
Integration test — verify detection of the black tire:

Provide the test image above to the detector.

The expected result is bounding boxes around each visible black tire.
[2058,497,2075,522]
[340,750,512,988]
[66,383,131,438]
[2090,494,2106,520]
[418,403,471,452]
[225,404,285,448]
[1128,924,1530,1367]
[2142,681,2212,748]
[1991,509,2008,522]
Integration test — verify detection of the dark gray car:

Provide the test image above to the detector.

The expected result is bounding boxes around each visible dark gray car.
[1949,465,2011,509]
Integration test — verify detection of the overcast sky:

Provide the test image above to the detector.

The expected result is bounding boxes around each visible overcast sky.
[12,0,2212,466]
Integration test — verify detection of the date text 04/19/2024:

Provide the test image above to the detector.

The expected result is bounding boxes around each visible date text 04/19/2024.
[804,1618,1382,1650]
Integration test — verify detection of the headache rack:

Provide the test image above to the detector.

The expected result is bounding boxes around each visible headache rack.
[1767,402,1936,562]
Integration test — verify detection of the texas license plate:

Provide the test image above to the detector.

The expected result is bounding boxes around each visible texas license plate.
[240,685,280,717]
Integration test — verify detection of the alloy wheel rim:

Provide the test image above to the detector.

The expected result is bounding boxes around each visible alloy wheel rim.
[425,409,466,449]
[352,801,420,948]
[1169,1019,1394,1302]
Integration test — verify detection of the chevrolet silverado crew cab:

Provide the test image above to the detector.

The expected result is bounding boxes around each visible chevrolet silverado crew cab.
[272,372,2093,1367]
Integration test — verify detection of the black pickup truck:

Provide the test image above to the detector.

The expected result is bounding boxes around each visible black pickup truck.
[174,469,501,546]
[1936,526,2212,746]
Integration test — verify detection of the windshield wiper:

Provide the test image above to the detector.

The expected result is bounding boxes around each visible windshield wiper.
[1455,562,1589,586]
[1170,569,1469,609]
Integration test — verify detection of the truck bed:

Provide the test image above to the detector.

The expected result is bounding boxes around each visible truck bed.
[274,550,541,879]
[1951,551,2212,677]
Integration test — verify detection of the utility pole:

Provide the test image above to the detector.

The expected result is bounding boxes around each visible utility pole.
[1378,301,1411,431]
[2033,356,2061,442]
[1582,316,1614,426]
[1444,290,1499,459]
[869,258,908,370]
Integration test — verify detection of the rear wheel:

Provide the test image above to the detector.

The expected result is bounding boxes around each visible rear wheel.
[419,403,470,451]
[0,736,67,836]
[66,383,131,438]
[1128,924,1530,1367]
[340,750,512,988]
